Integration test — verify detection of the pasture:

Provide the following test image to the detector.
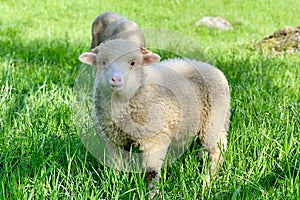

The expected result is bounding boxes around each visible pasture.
[0,0,299,199]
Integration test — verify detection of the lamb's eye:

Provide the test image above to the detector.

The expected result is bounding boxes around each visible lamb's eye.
[102,59,107,65]
[130,61,135,66]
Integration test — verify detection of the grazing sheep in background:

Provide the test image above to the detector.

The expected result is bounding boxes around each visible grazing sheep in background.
[78,39,230,198]
[90,12,146,49]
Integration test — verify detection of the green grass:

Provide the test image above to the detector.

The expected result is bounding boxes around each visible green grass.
[1,0,299,199]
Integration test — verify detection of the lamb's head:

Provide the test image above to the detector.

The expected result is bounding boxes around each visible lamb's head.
[78,39,161,91]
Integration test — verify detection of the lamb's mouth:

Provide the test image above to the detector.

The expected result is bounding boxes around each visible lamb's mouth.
[110,84,124,91]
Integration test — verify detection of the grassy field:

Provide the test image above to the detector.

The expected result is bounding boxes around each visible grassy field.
[1,0,299,199]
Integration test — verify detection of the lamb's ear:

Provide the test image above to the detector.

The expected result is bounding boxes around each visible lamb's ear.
[78,47,99,66]
[141,47,161,65]
[78,52,97,66]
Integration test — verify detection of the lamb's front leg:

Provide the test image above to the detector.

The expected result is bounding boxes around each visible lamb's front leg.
[105,141,123,170]
[141,140,170,199]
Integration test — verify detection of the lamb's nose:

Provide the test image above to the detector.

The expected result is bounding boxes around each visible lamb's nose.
[111,76,122,84]
[110,76,123,88]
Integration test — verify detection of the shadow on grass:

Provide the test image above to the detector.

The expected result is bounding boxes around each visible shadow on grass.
[0,38,88,93]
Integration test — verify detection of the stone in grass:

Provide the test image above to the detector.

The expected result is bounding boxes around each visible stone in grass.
[195,16,233,30]
[256,27,300,54]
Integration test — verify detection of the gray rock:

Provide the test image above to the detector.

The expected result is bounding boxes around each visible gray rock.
[195,16,233,30]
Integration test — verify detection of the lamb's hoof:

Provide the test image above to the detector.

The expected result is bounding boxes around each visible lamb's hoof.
[148,189,159,199]
[205,174,211,187]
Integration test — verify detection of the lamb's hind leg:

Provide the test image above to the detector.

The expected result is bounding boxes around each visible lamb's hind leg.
[204,127,227,185]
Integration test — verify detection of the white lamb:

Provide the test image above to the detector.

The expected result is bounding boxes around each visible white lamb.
[90,12,146,49]
[78,39,230,198]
